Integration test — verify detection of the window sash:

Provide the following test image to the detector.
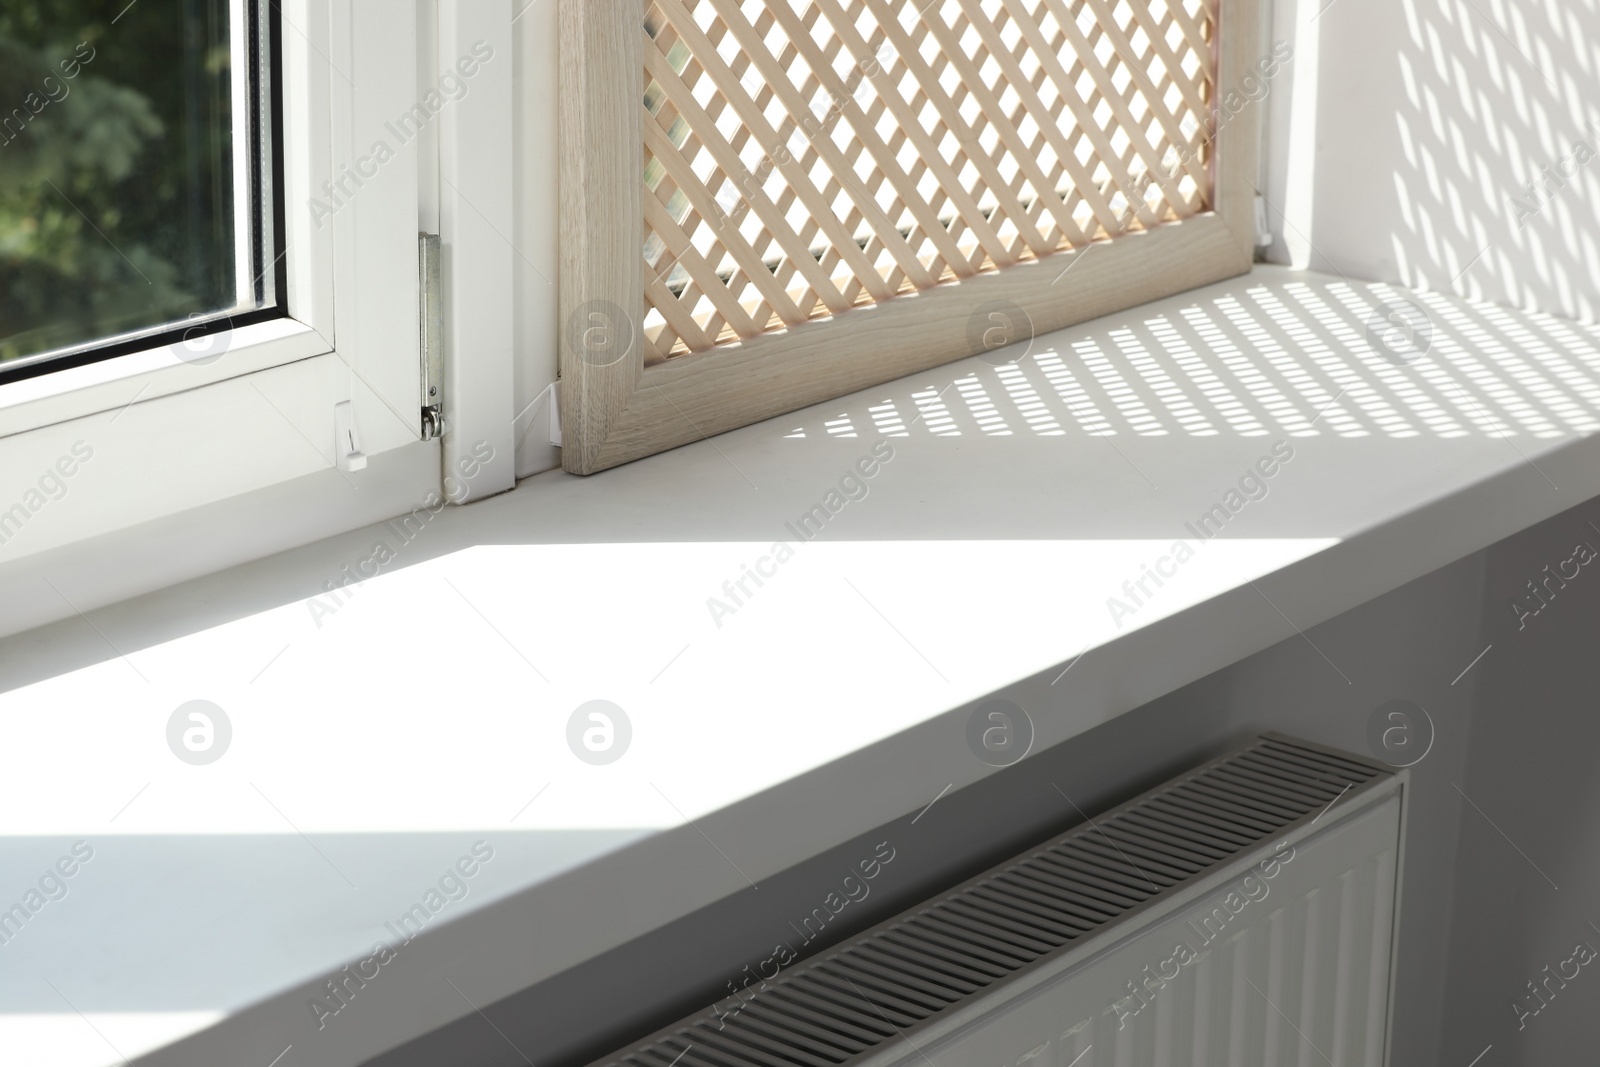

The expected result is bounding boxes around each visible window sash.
[0,0,436,569]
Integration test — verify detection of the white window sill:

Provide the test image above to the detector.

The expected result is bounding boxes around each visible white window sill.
[3,266,1598,1066]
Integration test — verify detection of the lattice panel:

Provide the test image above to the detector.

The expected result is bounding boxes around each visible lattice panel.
[640,0,1218,363]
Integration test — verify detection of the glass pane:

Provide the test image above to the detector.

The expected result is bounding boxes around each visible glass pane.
[0,0,276,370]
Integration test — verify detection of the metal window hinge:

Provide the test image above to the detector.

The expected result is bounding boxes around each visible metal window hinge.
[419,232,444,440]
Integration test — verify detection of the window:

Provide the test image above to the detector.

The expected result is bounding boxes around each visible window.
[0,0,282,382]
[0,0,511,581]
[558,0,1260,473]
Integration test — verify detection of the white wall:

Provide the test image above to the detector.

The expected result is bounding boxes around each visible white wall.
[1266,0,1600,323]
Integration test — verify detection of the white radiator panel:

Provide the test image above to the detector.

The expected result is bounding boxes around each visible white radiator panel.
[904,799,1400,1067]
[590,737,1405,1067]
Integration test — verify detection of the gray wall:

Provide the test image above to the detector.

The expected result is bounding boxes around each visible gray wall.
[1437,494,1600,1066]
[366,540,1490,1067]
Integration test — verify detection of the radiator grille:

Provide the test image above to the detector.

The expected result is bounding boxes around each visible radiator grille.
[598,736,1388,1067]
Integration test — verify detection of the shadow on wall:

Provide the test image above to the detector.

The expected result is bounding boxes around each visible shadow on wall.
[1438,492,1600,1067]
[1287,0,1600,322]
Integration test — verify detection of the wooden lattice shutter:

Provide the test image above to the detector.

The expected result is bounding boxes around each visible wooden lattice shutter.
[559,0,1259,473]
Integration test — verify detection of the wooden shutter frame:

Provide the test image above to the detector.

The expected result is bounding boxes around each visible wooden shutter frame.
[558,0,1261,475]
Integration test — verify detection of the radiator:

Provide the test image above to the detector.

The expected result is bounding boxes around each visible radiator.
[590,734,1405,1067]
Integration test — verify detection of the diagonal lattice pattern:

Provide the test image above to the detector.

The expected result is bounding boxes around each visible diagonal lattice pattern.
[640,0,1218,363]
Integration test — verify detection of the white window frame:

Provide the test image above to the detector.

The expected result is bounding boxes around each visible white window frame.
[0,0,517,628]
